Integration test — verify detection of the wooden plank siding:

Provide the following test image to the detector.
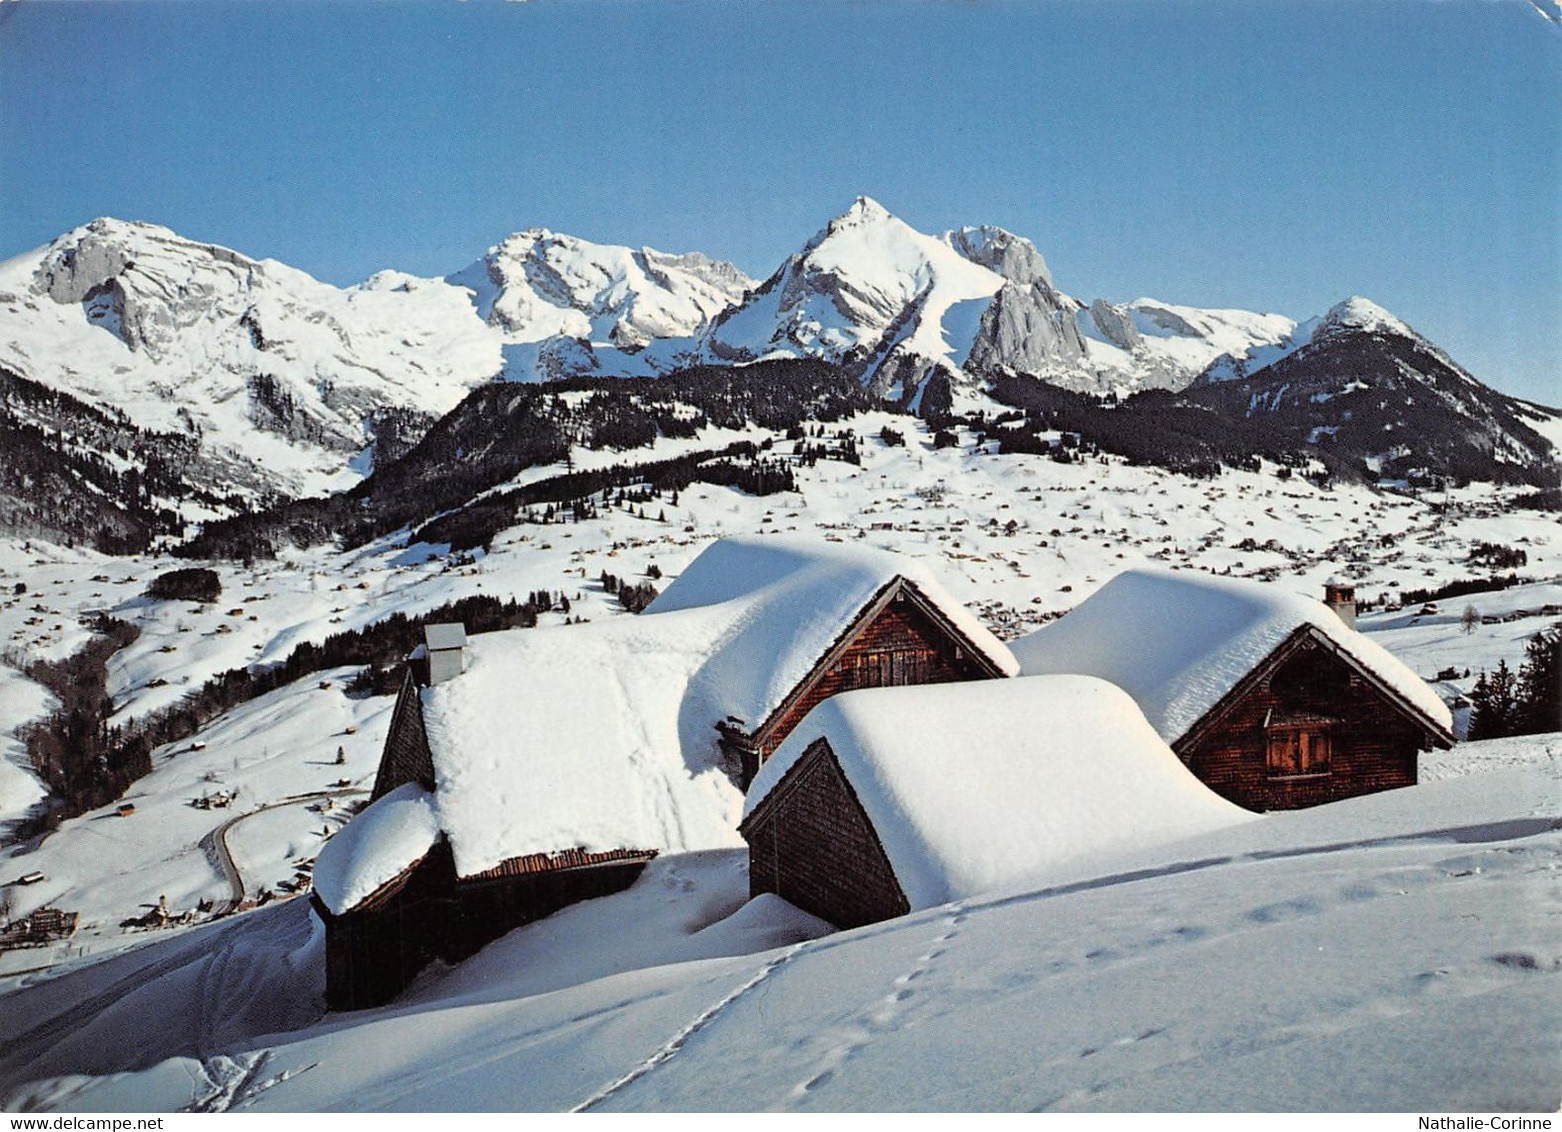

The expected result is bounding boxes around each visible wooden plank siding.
[317,839,656,1011]
[726,578,1007,785]
[1174,628,1436,811]
[740,738,910,929]
[317,840,460,1011]
[370,669,436,801]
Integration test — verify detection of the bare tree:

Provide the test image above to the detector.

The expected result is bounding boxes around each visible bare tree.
[1461,604,1480,635]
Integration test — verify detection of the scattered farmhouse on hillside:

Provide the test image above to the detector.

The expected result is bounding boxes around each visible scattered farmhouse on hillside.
[314,536,1017,1010]
[1010,569,1455,811]
[740,676,1253,929]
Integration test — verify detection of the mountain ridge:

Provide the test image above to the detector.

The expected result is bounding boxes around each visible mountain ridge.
[1,204,1554,557]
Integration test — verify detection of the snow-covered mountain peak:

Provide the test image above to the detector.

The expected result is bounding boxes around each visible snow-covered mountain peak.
[0,218,503,501]
[1198,296,1422,386]
[24,218,270,360]
[838,194,893,225]
[798,196,940,264]
[1317,295,1415,340]
[450,227,753,363]
[704,198,1006,399]
[703,201,1306,401]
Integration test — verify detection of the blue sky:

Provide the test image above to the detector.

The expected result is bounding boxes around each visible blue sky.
[1,0,1557,402]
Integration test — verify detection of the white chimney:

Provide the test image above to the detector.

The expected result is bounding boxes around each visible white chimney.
[1323,578,1356,629]
[422,622,468,685]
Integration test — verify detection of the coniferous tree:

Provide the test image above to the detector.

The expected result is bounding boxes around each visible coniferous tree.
[1517,627,1561,734]
[1468,660,1519,740]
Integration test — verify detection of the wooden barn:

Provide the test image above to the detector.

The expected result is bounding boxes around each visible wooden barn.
[314,535,1018,1009]
[740,676,1250,929]
[1010,569,1454,812]
[312,780,654,1011]
[644,535,1016,785]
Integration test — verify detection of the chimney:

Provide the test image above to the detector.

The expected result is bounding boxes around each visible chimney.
[1323,578,1356,629]
[420,622,468,685]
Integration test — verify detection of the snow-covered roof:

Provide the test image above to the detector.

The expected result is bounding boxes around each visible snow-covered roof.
[419,613,745,879]
[744,677,1253,910]
[424,623,467,652]
[1010,569,1453,743]
[648,535,1018,734]
[313,783,440,916]
[400,536,1015,880]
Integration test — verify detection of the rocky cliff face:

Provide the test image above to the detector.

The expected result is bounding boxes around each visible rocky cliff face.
[447,229,753,380]
[699,199,1296,404]
[0,219,502,502]
[950,225,1089,380]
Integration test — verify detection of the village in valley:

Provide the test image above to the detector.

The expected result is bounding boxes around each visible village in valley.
[0,417,1558,1111]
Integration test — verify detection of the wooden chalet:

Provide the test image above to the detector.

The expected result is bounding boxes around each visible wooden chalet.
[711,572,1014,785]
[315,535,1018,1010]
[1011,569,1454,812]
[646,535,1017,786]
[313,784,654,1011]
[740,676,1249,929]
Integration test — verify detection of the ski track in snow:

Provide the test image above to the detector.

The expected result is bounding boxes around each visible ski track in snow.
[0,931,222,1081]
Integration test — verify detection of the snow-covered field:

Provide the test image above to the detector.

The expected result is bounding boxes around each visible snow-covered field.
[0,734,1554,1112]
[1,418,1557,931]
[0,417,1556,1111]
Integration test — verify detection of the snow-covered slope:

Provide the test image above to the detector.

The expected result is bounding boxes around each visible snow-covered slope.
[703,198,1298,402]
[446,229,752,382]
[0,219,502,500]
[1,736,1554,1112]
[0,412,1556,1110]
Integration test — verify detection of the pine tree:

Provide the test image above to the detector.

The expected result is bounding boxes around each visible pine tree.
[1468,660,1519,740]
[1517,627,1561,734]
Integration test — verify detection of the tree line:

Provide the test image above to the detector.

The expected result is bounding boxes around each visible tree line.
[15,594,543,836]
[1467,627,1560,741]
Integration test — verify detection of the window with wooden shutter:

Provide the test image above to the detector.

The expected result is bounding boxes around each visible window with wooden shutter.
[851,648,935,690]
[1265,712,1335,779]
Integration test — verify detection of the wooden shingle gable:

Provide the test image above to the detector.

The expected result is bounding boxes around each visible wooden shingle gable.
[1175,623,1455,758]
[370,669,436,801]
[740,736,911,929]
[746,574,1010,755]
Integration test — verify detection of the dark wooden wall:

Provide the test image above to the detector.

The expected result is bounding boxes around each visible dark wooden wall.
[759,594,995,761]
[371,672,436,801]
[319,841,458,1012]
[319,843,653,1011]
[1179,636,1421,811]
[742,739,910,929]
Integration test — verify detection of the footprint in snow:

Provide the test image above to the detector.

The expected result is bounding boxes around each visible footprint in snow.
[1489,951,1558,972]
[1247,896,1321,924]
